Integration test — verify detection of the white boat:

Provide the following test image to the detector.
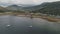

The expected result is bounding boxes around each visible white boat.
[28,26,32,27]
[6,25,11,27]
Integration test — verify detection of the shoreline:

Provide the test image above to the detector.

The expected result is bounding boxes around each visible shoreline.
[16,14,60,22]
[0,13,60,22]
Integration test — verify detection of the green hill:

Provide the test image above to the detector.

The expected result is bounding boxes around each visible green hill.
[34,1,60,16]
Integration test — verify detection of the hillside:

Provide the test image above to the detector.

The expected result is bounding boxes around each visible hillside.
[34,1,60,15]
[0,6,8,12]
[0,1,60,14]
[6,4,43,11]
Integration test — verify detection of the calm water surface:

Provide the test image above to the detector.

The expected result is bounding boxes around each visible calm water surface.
[0,15,60,34]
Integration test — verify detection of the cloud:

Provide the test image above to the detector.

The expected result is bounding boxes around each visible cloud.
[0,0,60,5]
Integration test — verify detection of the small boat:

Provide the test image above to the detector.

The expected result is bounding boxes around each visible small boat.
[28,26,32,28]
[6,25,11,27]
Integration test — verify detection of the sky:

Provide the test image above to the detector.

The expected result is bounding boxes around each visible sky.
[0,0,60,5]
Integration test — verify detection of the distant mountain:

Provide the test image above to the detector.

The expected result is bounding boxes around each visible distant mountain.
[1,1,60,15]
[35,1,60,15]
[18,4,36,7]
[0,2,37,7]
[0,6,9,12]
[6,2,51,11]
[6,4,42,11]
[0,6,7,10]
[6,5,21,10]
[6,5,35,11]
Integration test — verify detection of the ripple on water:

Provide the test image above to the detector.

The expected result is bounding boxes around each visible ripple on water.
[0,15,60,34]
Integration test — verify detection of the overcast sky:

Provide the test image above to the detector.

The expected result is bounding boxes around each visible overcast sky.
[0,0,60,5]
